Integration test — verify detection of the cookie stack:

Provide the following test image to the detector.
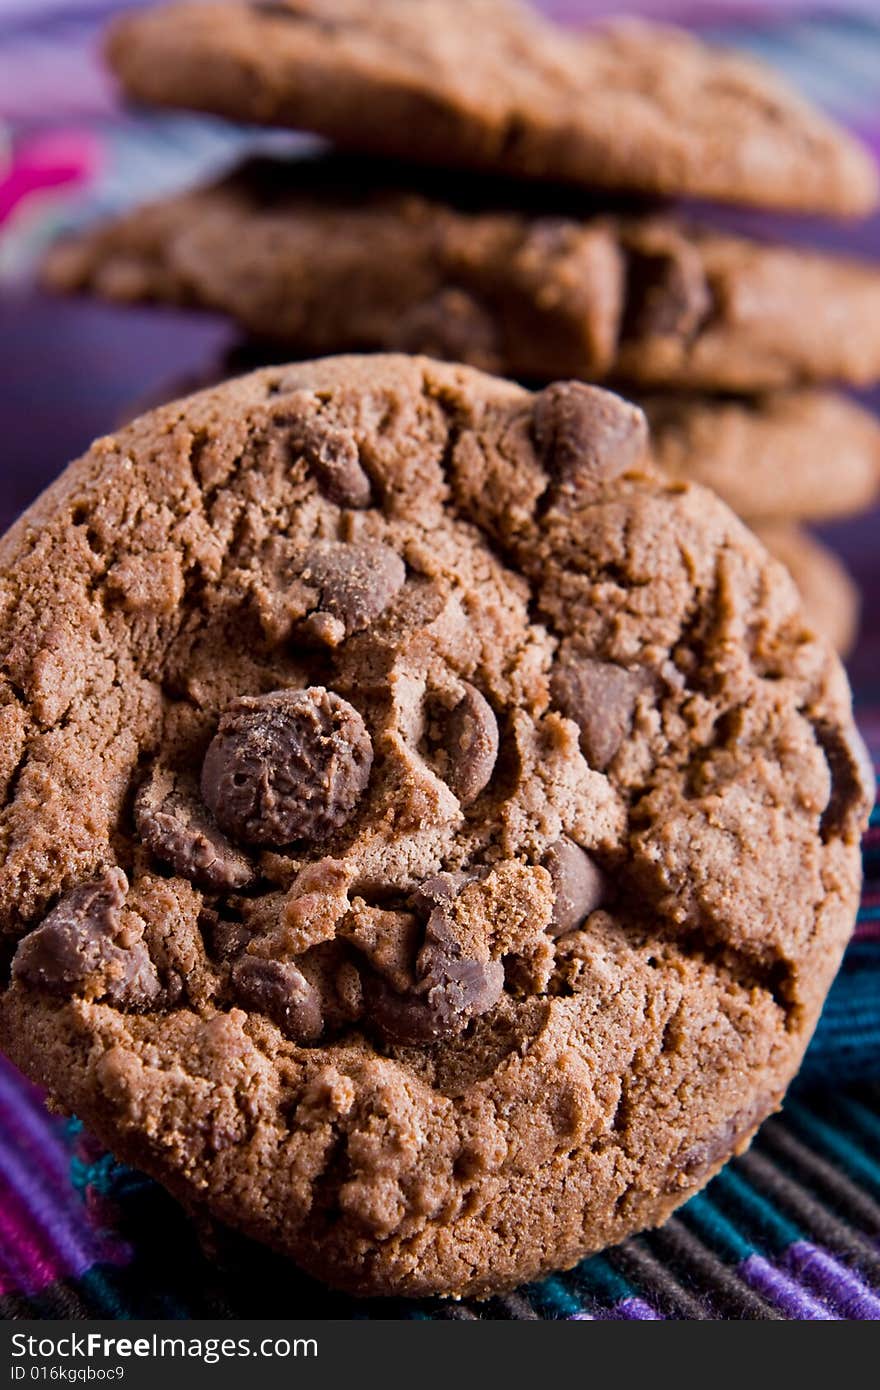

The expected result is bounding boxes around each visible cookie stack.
[44,0,880,655]
[5,0,876,1304]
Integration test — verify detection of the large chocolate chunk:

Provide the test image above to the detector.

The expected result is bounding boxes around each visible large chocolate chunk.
[551,655,648,770]
[298,539,405,645]
[232,955,323,1041]
[12,868,160,1008]
[533,382,647,492]
[419,905,505,1031]
[442,684,499,806]
[367,874,503,1046]
[623,240,712,342]
[287,419,372,508]
[543,837,605,937]
[201,687,373,847]
[369,954,504,1046]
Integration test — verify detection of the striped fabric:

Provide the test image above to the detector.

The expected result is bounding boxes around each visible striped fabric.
[0,0,879,1321]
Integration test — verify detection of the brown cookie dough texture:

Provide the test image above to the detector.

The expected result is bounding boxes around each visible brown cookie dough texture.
[754,524,860,659]
[644,390,880,523]
[103,0,877,214]
[45,158,880,391]
[0,355,870,1299]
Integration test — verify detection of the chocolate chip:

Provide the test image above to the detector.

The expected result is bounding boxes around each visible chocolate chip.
[232,955,323,1041]
[813,719,875,841]
[411,870,486,913]
[365,979,447,1045]
[623,242,711,342]
[298,540,405,645]
[366,875,503,1045]
[201,687,373,847]
[442,684,499,806]
[135,764,255,890]
[288,421,372,508]
[551,655,648,770]
[543,838,605,936]
[419,905,505,1025]
[533,382,647,491]
[428,954,505,1024]
[12,868,160,1008]
[369,953,504,1046]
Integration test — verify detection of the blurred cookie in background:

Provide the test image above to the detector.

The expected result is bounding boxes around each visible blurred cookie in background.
[103,0,878,213]
[43,156,880,390]
[642,390,880,524]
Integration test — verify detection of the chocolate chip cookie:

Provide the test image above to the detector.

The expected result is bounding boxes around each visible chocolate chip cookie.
[103,0,877,215]
[44,157,880,391]
[0,356,870,1298]
[644,390,880,523]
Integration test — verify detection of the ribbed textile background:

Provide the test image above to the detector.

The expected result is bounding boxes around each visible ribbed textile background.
[0,0,879,1320]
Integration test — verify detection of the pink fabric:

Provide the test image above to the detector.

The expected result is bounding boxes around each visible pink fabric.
[0,131,99,227]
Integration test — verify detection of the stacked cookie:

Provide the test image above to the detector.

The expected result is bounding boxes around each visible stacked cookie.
[45,1,880,656]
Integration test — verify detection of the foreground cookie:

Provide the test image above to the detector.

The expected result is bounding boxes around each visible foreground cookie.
[44,157,880,391]
[0,356,870,1298]
[103,0,877,215]
[754,524,860,659]
[645,390,880,522]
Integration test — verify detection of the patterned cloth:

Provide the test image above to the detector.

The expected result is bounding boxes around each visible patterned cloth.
[0,0,879,1320]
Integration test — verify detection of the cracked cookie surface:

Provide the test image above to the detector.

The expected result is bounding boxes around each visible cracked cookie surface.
[0,354,870,1298]
[102,0,877,214]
